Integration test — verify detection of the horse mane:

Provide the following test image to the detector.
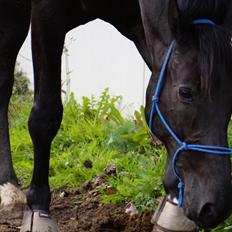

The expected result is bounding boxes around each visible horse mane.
[177,0,232,96]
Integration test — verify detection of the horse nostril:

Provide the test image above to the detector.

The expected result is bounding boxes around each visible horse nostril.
[198,203,217,228]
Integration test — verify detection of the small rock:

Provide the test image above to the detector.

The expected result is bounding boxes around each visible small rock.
[60,191,69,198]
[125,202,139,216]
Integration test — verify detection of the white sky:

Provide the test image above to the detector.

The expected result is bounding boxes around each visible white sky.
[17,19,151,114]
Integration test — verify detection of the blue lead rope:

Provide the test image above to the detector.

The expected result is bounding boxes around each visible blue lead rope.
[149,19,232,208]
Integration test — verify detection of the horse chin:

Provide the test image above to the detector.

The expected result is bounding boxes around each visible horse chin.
[0,183,26,226]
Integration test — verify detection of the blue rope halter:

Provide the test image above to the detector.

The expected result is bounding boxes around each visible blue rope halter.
[149,19,232,208]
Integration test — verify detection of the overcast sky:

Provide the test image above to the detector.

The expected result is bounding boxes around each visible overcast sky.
[17,19,151,114]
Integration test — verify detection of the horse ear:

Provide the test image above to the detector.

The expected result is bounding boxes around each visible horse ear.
[168,0,181,38]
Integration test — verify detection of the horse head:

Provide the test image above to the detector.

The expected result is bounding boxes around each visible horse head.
[146,0,232,228]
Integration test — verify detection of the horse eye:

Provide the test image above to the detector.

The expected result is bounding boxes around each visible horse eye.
[179,87,193,102]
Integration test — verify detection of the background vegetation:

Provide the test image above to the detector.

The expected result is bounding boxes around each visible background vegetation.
[9,67,232,231]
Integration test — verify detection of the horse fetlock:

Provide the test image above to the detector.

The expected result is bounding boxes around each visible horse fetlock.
[20,210,59,232]
[0,182,26,207]
[27,186,51,211]
[0,183,26,224]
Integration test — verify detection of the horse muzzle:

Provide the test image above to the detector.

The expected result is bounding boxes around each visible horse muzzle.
[184,186,232,229]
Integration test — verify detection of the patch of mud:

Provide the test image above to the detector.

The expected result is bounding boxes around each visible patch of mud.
[52,193,154,232]
[0,192,154,232]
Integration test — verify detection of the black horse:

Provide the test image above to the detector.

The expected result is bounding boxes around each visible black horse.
[0,0,232,231]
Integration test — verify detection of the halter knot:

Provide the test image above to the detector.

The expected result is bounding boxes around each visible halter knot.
[181,142,188,151]
[152,96,159,103]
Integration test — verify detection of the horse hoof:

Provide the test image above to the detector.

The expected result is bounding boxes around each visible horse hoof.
[20,210,59,232]
[151,197,199,232]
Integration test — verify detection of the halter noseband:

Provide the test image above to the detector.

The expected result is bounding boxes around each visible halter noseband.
[149,19,232,208]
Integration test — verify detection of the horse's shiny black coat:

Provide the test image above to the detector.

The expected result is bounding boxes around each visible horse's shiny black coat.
[1,0,232,229]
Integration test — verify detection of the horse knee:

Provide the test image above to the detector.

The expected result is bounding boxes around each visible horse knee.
[28,99,63,143]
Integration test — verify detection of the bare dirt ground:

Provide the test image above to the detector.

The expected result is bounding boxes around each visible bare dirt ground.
[0,191,154,232]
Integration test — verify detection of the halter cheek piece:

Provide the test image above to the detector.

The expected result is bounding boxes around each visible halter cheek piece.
[149,19,232,208]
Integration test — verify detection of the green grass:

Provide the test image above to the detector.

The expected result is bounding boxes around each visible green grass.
[9,89,232,231]
[10,90,165,210]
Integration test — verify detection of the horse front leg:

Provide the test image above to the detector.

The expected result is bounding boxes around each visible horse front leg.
[0,55,27,225]
[0,0,30,225]
[20,1,66,231]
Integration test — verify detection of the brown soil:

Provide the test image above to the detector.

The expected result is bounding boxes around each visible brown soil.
[0,191,154,232]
